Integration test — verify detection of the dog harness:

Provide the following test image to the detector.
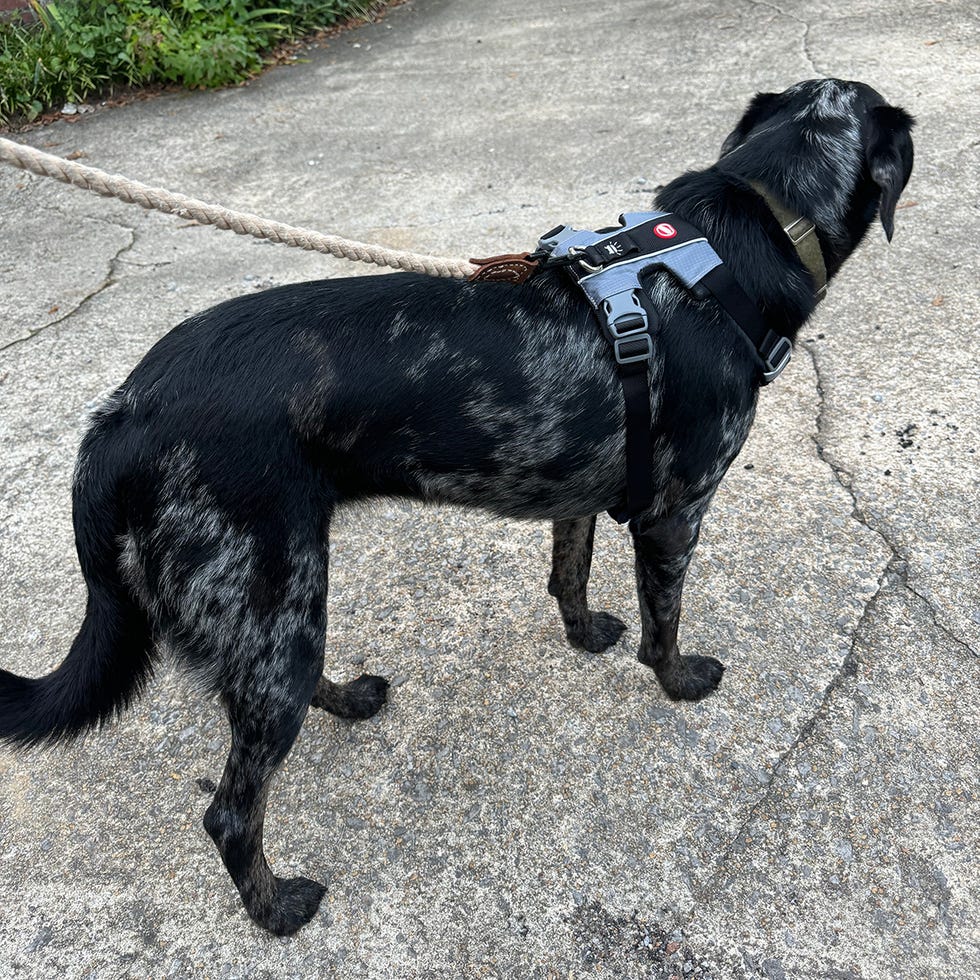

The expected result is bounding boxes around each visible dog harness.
[537,210,801,522]
[469,197,828,523]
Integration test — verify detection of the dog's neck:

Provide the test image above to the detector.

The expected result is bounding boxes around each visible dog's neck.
[655,169,828,343]
[744,180,828,303]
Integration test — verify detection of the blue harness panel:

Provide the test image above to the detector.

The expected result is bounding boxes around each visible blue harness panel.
[539,212,722,329]
[542,211,723,294]
[535,210,739,375]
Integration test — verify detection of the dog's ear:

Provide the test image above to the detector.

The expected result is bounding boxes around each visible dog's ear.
[866,104,915,241]
[720,92,783,156]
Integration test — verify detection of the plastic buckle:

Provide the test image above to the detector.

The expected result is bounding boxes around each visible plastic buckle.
[614,334,653,364]
[602,290,652,365]
[536,224,581,255]
[762,334,792,383]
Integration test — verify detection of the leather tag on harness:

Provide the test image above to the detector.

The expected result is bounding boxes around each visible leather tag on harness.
[468,252,539,284]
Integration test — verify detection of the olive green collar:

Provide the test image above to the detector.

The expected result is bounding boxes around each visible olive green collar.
[748,180,828,304]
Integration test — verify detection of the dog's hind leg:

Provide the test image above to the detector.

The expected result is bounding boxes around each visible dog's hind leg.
[194,534,333,936]
[631,513,724,701]
[203,625,327,935]
[548,516,627,653]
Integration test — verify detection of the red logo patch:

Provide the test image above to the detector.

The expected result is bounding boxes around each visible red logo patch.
[654,222,677,239]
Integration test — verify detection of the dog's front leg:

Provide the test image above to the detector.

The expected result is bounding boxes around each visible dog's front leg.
[631,514,725,700]
[548,516,627,652]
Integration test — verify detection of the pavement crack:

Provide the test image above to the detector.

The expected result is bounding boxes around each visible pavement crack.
[685,341,913,912]
[0,226,137,356]
[800,19,819,77]
[744,0,822,76]
[905,581,978,659]
[805,341,905,564]
[690,554,906,906]
[805,341,977,658]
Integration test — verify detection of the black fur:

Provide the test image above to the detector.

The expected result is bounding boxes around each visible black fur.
[0,79,914,934]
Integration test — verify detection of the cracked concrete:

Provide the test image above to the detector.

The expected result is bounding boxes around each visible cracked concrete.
[746,0,823,76]
[695,554,906,898]
[1,0,978,977]
[0,205,135,349]
[0,223,136,354]
[686,568,980,977]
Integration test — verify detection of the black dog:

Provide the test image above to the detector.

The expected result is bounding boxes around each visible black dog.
[0,79,913,934]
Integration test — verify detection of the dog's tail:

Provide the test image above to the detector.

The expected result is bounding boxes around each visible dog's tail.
[0,408,155,747]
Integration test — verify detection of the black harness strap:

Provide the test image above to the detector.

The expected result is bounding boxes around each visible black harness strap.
[696,264,792,383]
[565,266,661,523]
[613,288,660,521]
[615,361,655,522]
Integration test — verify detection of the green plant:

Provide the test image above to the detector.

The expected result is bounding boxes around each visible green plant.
[0,0,374,124]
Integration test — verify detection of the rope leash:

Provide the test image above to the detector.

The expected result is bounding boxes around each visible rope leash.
[0,136,479,279]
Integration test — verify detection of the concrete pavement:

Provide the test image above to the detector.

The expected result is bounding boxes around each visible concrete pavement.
[1,0,978,976]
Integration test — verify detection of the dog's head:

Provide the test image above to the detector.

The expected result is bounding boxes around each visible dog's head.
[718,79,914,262]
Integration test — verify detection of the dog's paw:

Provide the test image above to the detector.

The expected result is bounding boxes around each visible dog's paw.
[652,653,725,702]
[312,674,389,720]
[567,612,628,653]
[255,876,326,936]
[341,674,390,719]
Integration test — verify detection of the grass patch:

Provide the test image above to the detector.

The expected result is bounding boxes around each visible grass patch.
[0,0,374,125]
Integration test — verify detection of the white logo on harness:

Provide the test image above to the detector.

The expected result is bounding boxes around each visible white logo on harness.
[604,242,624,257]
